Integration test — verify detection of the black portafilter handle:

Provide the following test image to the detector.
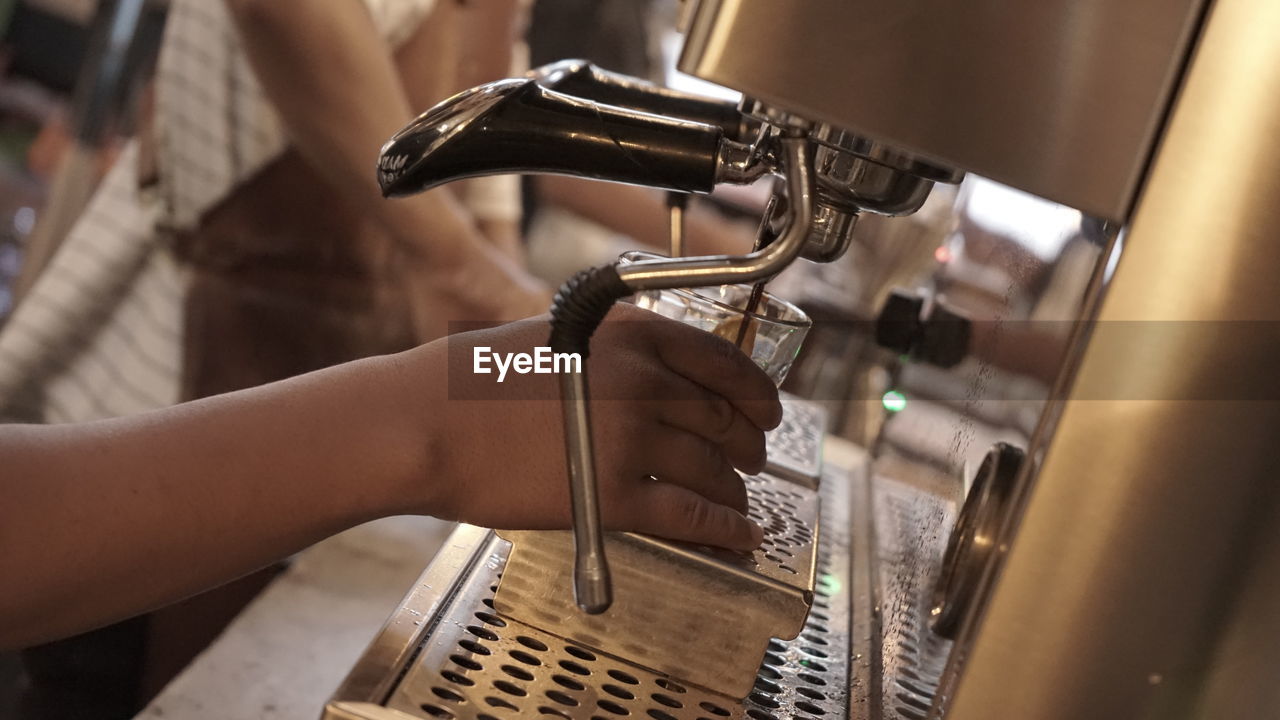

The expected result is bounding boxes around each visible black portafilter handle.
[378,77,725,198]
[530,59,749,142]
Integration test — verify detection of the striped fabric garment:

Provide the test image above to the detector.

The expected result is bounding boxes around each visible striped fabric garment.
[0,142,181,423]
[0,0,441,424]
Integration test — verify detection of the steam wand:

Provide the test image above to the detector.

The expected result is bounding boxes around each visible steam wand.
[548,136,814,613]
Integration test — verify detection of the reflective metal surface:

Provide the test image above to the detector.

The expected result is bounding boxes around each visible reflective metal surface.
[325,445,859,719]
[494,470,817,698]
[557,371,611,614]
[324,442,973,720]
[811,125,963,184]
[377,77,726,196]
[330,524,497,706]
[929,443,1022,639]
[616,136,814,291]
[680,0,1207,220]
[865,472,956,720]
[779,168,1112,717]
[811,126,961,221]
[1191,491,1280,719]
[530,58,749,141]
[763,396,826,488]
[938,0,1280,716]
[802,198,859,264]
[492,394,825,697]
[377,79,526,191]
[815,149,934,217]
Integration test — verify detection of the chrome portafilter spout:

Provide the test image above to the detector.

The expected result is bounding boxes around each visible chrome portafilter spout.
[377,60,810,613]
[768,113,964,264]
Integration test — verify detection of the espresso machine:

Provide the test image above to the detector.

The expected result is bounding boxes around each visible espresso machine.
[325,0,1280,717]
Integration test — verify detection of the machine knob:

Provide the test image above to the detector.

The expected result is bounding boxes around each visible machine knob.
[930,442,1024,639]
[875,290,925,356]
[874,289,971,367]
[918,302,971,368]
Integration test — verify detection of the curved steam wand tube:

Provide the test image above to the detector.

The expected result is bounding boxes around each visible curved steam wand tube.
[549,137,814,612]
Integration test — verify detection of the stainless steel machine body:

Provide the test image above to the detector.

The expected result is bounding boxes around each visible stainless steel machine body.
[680,0,1203,222]
[683,0,1280,718]
[333,0,1280,716]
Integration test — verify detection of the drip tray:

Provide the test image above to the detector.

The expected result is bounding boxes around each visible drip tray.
[493,471,819,698]
[324,440,956,720]
[324,464,853,720]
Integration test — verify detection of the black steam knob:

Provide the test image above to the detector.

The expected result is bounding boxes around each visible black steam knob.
[874,289,971,368]
[875,290,925,356]
[918,302,971,368]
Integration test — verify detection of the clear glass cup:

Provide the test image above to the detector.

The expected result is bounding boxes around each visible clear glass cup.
[619,251,811,386]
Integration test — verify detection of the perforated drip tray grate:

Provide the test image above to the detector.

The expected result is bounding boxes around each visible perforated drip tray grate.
[325,443,960,720]
[491,470,820,697]
[764,397,826,488]
[868,476,953,720]
[324,465,852,720]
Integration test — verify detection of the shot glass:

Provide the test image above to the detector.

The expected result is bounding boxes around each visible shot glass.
[620,251,811,386]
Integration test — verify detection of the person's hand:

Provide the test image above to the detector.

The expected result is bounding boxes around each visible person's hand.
[406,303,782,550]
[401,247,553,341]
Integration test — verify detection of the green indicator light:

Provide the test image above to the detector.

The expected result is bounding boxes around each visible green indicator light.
[820,573,843,595]
[882,390,907,413]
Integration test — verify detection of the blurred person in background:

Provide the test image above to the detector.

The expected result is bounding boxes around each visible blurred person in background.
[1,0,547,716]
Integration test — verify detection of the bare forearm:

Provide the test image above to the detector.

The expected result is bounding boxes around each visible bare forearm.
[0,349,435,648]
[227,0,477,268]
[0,311,783,648]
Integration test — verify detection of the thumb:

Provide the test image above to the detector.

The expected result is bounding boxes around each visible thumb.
[630,482,764,551]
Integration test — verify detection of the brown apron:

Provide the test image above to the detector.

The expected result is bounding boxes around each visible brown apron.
[171,149,416,400]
